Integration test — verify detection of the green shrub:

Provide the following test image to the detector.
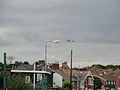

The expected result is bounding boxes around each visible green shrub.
[62,82,71,90]
[7,75,32,90]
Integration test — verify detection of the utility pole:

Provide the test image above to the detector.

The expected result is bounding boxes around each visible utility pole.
[70,49,73,90]
[67,40,75,90]
[3,53,7,90]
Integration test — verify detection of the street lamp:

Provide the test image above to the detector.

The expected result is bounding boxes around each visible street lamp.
[44,40,60,70]
[42,40,60,90]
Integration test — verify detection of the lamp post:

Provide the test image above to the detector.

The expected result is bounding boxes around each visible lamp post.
[44,40,61,70]
[42,40,60,90]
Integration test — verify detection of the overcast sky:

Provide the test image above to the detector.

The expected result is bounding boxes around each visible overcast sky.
[0,0,120,67]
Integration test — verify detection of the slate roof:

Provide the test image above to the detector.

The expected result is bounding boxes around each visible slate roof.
[73,70,91,80]
[12,64,54,73]
[54,69,70,82]
[98,75,115,81]
[14,64,34,70]
[53,69,91,82]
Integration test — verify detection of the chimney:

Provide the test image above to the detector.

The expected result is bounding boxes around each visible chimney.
[49,62,59,70]
[62,62,67,67]
[61,62,70,70]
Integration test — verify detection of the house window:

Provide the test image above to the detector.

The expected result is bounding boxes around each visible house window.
[113,81,115,85]
[72,82,74,88]
[111,81,113,85]
[25,76,30,83]
[106,81,107,84]
[88,77,93,85]
[106,81,110,85]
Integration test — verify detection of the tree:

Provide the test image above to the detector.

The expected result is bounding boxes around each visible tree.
[0,62,3,69]
[94,76,102,90]
[62,82,71,90]
[91,64,106,69]
[7,64,14,68]
[7,75,32,90]
[23,61,29,65]
[0,75,3,88]
[15,61,22,66]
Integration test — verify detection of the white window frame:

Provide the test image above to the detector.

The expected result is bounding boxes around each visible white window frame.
[25,76,30,83]
[88,77,93,85]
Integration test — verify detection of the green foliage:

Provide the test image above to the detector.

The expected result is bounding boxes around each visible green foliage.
[73,64,120,71]
[0,75,3,88]
[23,61,29,65]
[94,76,102,89]
[73,67,79,70]
[91,64,120,70]
[73,67,88,71]
[79,67,87,71]
[7,64,14,68]
[62,82,71,90]
[15,61,22,67]
[7,75,32,90]
[106,65,117,70]
[0,62,3,69]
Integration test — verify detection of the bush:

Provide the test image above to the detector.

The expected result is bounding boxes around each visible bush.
[94,76,102,89]
[62,82,71,90]
[7,75,32,90]
[0,75,3,88]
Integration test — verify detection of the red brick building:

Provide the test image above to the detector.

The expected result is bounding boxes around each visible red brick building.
[91,68,120,90]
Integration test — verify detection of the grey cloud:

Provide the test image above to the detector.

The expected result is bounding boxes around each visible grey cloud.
[0,0,120,66]
[0,37,11,46]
